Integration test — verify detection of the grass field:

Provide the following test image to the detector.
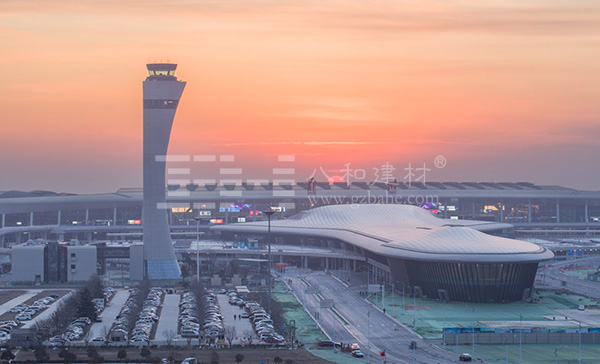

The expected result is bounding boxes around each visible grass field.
[443,344,600,364]
[272,280,327,345]
[563,268,597,280]
[369,290,600,339]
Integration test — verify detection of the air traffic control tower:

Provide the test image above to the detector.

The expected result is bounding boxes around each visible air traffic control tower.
[142,63,185,280]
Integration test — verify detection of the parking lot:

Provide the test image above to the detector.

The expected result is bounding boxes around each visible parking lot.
[217,294,256,344]
[87,289,129,340]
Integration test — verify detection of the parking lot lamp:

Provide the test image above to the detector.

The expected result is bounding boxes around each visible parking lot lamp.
[264,210,276,314]
[194,217,201,284]
[519,314,523,364]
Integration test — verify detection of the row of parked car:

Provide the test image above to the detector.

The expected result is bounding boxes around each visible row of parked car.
[243,301,285,344]
[0,320,18,343]
[130,287,163,343]
[179,291,200,338]
[10,294,59,321]
[48,316,92,345]
[227,291,246,306]
[109,288,147,342]
[203,292,223,340]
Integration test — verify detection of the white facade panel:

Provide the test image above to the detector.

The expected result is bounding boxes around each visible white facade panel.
[11,245,45,283]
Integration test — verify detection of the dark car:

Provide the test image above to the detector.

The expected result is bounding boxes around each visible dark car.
[459,353,472,362]
[319,340,335,348]
[352,350,364,358]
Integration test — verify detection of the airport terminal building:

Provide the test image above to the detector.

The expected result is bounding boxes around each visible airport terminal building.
[214,204,554,303]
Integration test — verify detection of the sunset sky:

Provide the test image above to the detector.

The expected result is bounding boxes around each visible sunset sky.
[1,0,599,193]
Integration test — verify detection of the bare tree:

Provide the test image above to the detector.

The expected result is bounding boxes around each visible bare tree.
[100,325,111,344]
[243,330,254,346]
[162,329,177,347]
[225,325,237,347]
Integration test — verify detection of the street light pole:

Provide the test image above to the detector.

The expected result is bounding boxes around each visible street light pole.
[264,210,276,315]
[579,321,582,364]
[194,216,201,285]
[413,289,416,364]
[519,314,523,364]
[443,299,446,347]
[367,309,371,364]
[472,306,475,361]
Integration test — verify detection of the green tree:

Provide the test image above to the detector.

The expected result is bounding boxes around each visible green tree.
[117,348,128,362]
[181,264,190,280]
[210,349,219,364]
[235,353,244,363]
[58,349,77,364]
[77,287,97,321]
[33,346,49,362]
[140,346,152,359]
[87,274,105,299]
[1,348,15,361]
[86,345,98,359]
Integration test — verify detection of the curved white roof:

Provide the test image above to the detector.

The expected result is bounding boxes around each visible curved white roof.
[214,204,554,263]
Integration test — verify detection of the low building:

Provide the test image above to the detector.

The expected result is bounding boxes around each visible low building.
[11,240,97,284]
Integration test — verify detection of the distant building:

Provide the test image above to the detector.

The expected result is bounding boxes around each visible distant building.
[11,241,97,284]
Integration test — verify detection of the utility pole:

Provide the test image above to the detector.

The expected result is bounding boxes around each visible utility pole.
[264,210,275,314]
[194,216,201,284]
[367,309,371,364]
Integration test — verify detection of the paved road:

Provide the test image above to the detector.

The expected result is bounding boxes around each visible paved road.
[538,257,600,298]
[0,290,39,316]
[287,271,456,364]
[217,294,257,344]
[155,293,181,340]
[87,289,129,340]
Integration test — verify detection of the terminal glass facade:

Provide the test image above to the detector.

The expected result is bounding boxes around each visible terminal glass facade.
[404,260,539,303]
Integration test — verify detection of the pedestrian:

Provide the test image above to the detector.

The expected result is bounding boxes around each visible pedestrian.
[383,308,386,314]
[234,314,236,320]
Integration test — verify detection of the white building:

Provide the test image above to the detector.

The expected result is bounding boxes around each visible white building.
[11,244,45,283]
[10,241,97,284]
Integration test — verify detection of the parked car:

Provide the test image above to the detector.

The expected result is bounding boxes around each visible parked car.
[459,353,472,362]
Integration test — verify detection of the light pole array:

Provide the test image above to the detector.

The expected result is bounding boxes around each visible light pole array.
[579,321,582,364]
[367,309,371,364]
[194,216,202,284]
[519,314,523,364]
[264,210,276,314]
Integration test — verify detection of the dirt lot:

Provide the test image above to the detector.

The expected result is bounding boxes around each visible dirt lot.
[0,289,71,321]
[0,289,26,305]
[15,347,336,363]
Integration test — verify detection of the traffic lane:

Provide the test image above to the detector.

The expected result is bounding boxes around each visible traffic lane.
[308,274,411,363]
[295,273,419,363]
[540,258,600,298]
[303,272,455,364]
